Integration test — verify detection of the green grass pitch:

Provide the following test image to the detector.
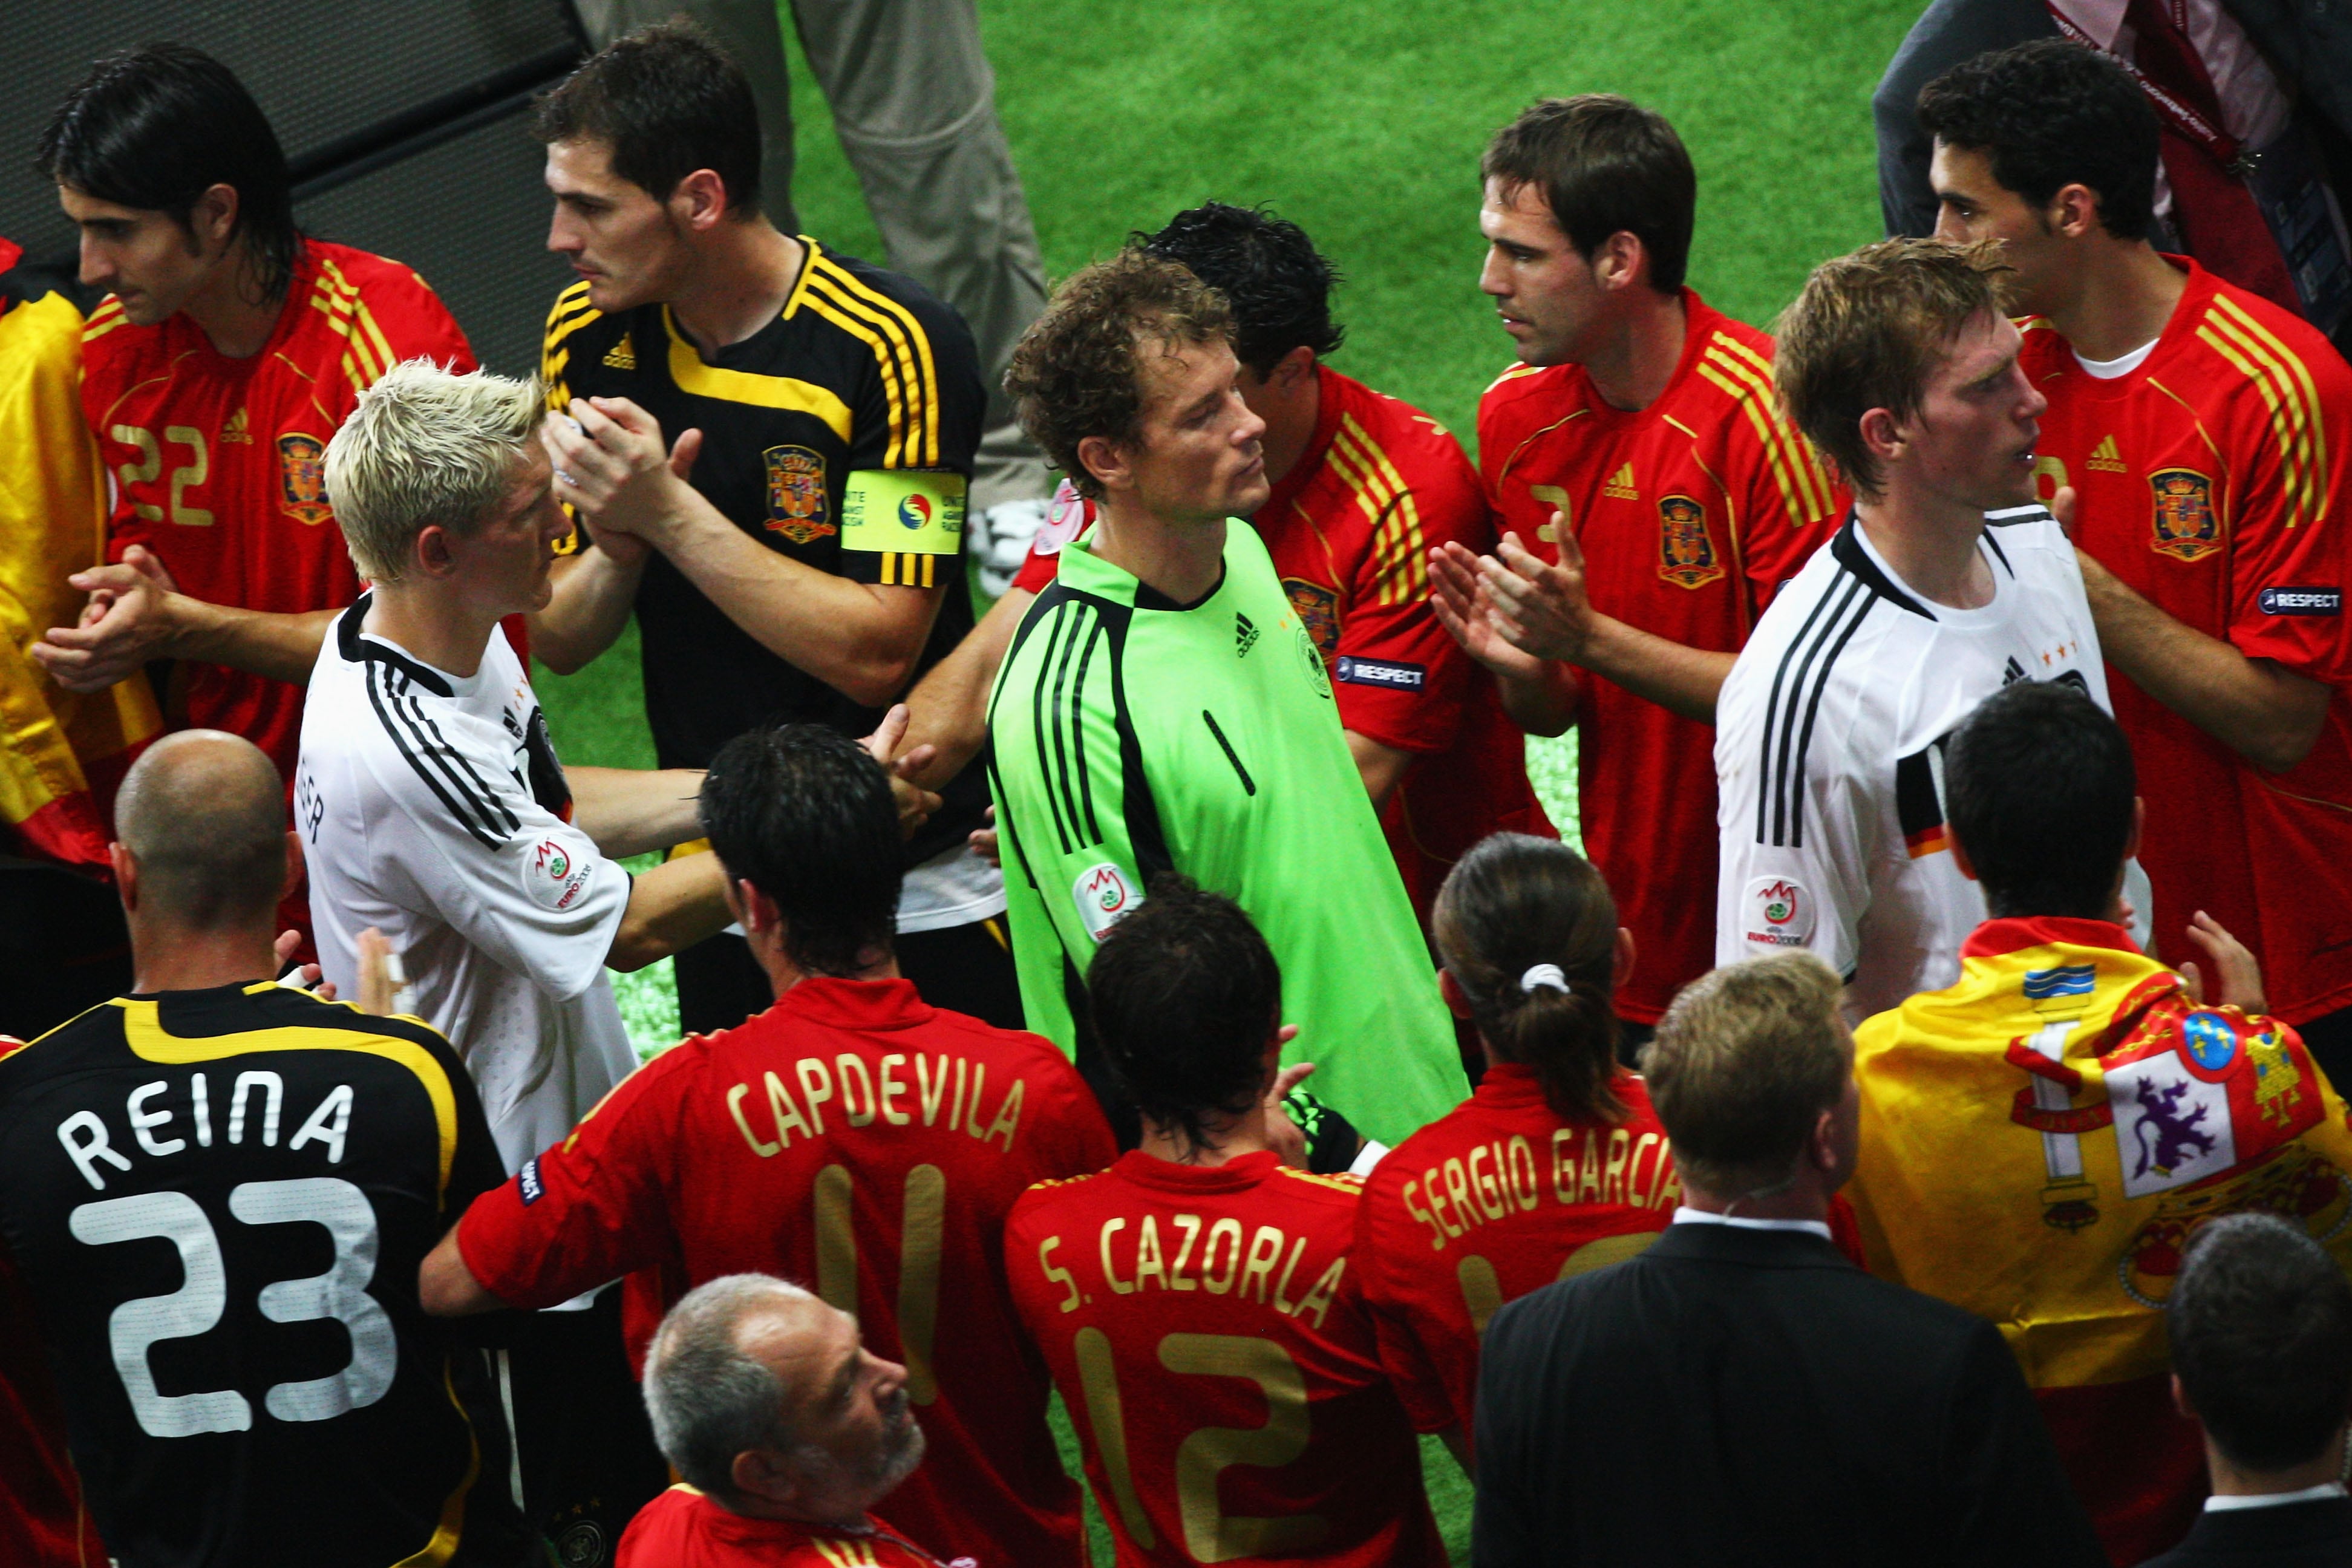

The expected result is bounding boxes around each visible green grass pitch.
[535,0,1919,1555]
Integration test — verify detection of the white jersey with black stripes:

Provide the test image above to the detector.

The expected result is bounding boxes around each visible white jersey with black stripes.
[297,597,636,1174]
[1714,505,2143,1019]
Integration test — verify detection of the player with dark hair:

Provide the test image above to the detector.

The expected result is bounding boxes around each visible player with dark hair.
[1921,39,2352,1076]
[1716,238,2146,1017]
[422,722,1111,1568]
[28,43,476,948]
[2154,1214,2352,1564]
[1004,881,1446,1567]
[1354,834,1676,1470]
[1846,679,2352,1562]
[1433,96,1840,1048]
[526,22,1003,1038]
[0,731,521,1568]
[985,249,1465,1152]
[909,200,1549,926]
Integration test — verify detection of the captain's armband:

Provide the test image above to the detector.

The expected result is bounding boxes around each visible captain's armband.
[842,468,968,558]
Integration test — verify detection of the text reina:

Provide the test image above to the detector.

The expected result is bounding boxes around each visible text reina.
[59,1071,359,1191]
[1036,1215,1347,1330]
[1403,1125,1681,1253]
[726,1052,1028,1157]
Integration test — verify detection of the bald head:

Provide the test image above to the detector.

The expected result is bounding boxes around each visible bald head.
[114,730,289,930]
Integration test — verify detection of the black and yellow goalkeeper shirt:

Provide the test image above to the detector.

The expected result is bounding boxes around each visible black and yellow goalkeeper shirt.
[0,982,518,1568]
[542,239,987,861]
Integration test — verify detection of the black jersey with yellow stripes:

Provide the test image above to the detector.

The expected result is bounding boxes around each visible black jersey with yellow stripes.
[0,982,519,1568]
[541,240,987,860]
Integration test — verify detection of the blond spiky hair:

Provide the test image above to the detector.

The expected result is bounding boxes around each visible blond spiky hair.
[322,358,545,583]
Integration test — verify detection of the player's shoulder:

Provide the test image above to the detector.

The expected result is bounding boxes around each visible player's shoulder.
[1269,1163,1368,1214]
[0,999,127,1083]
[78,292,152,365]
[1370,1099,1491,1191]
[304,238,436,299]
[800,240,972,355]
[930,1011,1091,1082]
[1477,359,1572,422]
[543,278,610,350]
[2171,271,2352,425]
[238,982,468,1066]
[1008,1165,1116,1228]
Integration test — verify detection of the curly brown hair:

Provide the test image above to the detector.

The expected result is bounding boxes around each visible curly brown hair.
[1002,249,1236,500]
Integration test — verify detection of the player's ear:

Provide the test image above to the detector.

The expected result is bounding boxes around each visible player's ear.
[1612,927,1636,993]
[1272,344,1316,390]
[1857,407,1905,471]
[191,182,240,255]
[2125,797,2145,862]
[1949,833,1979,884]
[109,841,139,913]
[1593,230,1645,294]
[414,524,457,579]
[1076,434,1131,496]
[2049,182,2099,241]
[281,830,304,903]
[671,168,730,233]
[1437,967,1474,1021]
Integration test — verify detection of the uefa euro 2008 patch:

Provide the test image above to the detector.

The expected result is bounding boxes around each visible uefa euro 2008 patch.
[2259,587,2342,615]
[841,468,967,556]
[1334,655,1426,690]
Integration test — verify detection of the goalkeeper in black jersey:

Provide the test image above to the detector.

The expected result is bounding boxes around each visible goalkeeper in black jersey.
[0,731,518,1568]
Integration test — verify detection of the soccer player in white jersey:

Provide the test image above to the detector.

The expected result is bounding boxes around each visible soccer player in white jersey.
[298,359,743,1557]
[302,361,734,1172]
[1715,239,2146,1018]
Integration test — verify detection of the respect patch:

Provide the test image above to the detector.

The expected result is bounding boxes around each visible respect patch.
[2259,587,2342,616]
[1334,655,1426,691]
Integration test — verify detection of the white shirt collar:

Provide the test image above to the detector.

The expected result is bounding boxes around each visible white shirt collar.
[2205,1481,2349,1512]
[1672,1205,1832,1243]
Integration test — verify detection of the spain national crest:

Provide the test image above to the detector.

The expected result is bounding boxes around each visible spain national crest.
[1283,578,1341,659]
[2149,468,2220,562]
[1655,494,1723,589]
[277,433,330,526]
[763,444,834,544]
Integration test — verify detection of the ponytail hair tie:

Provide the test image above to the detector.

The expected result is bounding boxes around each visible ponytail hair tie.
[1520,963,1570,995]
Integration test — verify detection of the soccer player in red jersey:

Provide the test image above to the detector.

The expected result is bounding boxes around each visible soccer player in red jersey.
[1356,835,1676,1469]
[1432,97,1841,1042]
[1919,41,2352,1072]
[906,203,1550,923]
[1004,881,1445,1568]
[31,44,475,785]
[422,725,1112,1568]
[616,1276,970,1568]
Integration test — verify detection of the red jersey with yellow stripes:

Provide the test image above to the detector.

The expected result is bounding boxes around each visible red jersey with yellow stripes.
[2022,258,2352,1022]
[1480,292,1840,1021]
[1353,1064,1678,1452]
[80,240,473,779]
[1013,364,1553,920]
[1004,1150,1445,1568]
[454,976,1112,1568]
[616,1486,967,1568]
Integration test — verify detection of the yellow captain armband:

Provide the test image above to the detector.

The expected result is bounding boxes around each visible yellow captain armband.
[841,468,967,558]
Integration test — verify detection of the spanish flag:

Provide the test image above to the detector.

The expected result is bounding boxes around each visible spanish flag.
[1848,916,2352,1566]
[0,243,157,867]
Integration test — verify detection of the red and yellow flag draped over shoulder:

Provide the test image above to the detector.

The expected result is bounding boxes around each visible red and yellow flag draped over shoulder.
[1849,915,2352,1565]
[0,246,158,866]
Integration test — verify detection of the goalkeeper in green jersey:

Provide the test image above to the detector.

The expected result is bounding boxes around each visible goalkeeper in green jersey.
[985,249,1465,1155]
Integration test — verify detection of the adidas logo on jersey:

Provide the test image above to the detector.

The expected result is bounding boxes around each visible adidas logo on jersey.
[2088,435,2126,472]
[1604,463,1638,499]
[603,334,636,370]
[221,407,253,444]
[1235,612,1259,657]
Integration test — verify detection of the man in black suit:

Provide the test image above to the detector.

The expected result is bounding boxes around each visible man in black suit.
[1471,949,2102,1567]
[2143,1213,2352,1566]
